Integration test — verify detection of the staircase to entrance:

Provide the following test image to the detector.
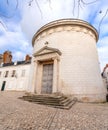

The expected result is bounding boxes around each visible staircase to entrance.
[19,94,77,109]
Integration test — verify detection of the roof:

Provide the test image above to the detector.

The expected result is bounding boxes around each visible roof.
[1,61,31,67]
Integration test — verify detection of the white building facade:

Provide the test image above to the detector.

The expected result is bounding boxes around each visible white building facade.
[0,63,31,91]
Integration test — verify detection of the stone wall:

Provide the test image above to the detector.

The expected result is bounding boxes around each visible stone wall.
[32,19,107,102]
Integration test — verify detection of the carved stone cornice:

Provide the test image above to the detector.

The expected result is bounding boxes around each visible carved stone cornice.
[32,19,98,46]
[33,46,62,57]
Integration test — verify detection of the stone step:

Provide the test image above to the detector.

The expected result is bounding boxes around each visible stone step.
[30,99,73,107]
[46,100,77,110]
[61,100,77,110]
[19,94,77,109]
[22,98,69,105]
[21,95,67,103]
[60,98,71,104]
[61,99,72,106]
[22,95,66,100]
[22,97,66,103]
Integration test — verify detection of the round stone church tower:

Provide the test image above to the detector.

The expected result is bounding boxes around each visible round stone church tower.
[31,19,107,102]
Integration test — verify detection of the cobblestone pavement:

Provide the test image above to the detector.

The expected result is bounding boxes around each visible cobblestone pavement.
[0,91,108,130]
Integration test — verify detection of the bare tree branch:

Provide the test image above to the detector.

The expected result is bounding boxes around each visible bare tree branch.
[72,0,75,16]
[28,0,42,17]
[0,21,7,30]
[0,0,107,34]
[14,0,18,10]
[28,0,33,6]
[81,0,99,5]
[79,1,84,10]
[7,0,9,5]
[98,9,108,36]
[72,0,100,19]
[0,0,18,18]
[35,0,43,17]
[48,0,52,10]
[77,0,80,18]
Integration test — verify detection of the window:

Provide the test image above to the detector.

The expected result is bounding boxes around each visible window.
[4,71,9,77]
[11,70,16,77]
[21,70,25,77]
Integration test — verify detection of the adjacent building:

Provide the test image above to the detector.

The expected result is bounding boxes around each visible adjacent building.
[0,51,31,91]
[102,64,108,90]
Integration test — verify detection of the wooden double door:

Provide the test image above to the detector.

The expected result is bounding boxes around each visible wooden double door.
[41,64,53,94]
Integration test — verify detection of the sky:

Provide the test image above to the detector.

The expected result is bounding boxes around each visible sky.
[0,0,108,71]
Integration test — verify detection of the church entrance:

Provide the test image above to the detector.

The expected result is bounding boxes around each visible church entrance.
[41,64,53,94]
[33,46,61,94]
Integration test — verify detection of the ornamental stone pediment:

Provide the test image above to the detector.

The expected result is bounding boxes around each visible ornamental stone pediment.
[33,46,62,57]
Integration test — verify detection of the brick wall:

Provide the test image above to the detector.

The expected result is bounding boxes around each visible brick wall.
[3,51,12,64]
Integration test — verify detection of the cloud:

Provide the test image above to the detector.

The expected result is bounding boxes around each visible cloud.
[21,0,105,40]
[13,51,27,61]
[21,0,78,41]
[0,0,32,61]
[0,0,108,71]
[97,36,108,71]
[0,23,32,61]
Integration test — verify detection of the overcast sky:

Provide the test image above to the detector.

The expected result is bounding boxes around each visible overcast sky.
[0,0,108,71]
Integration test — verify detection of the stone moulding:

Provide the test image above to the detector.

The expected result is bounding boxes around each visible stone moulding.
[32,19,99,46]
[33,46,62,57]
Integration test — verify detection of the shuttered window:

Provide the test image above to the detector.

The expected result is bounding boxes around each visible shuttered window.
[4,71,9,77]
[11,70,16,77]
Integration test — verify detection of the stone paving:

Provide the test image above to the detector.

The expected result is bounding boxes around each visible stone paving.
[0,91,108,130]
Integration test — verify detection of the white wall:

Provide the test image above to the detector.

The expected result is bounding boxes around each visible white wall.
[0,64,31,91]
[33,22,107,102]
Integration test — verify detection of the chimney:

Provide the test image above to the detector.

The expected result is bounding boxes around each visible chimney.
[3,51,12,64]
[0,54,3,64]
[25,54,31,62]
